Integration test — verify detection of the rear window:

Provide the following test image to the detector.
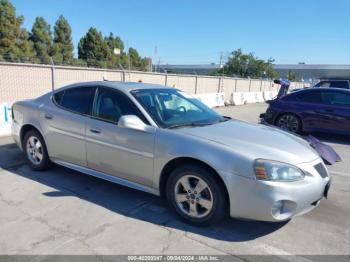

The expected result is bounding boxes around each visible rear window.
[53,87,96,115]
[53,91,64,104]
[315,81,331,88]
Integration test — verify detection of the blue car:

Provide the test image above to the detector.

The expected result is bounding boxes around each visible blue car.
[262,88,350,135]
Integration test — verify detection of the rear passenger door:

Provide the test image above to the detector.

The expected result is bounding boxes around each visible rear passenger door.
[43,86,96,167]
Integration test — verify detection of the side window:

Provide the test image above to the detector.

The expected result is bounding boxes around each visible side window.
[296,91,323,104]
[330,81,349,89]
[93,88,148,124]
[322,91,350,107]
[55,87,96,115]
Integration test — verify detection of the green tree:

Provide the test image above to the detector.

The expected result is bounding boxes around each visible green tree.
[0,0,35,61]
[104,32,127,69]
[78,27,112,68]
[105,33,124,54]
[217,49,278,79]
[287,70,298,81]
[53,15,73,64]
[128,47,148,71]
[30,16,54,64]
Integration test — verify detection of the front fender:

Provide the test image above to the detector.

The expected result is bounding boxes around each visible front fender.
[153,128,255,190]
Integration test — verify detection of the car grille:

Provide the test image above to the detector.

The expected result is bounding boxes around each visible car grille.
[314,163,328,178]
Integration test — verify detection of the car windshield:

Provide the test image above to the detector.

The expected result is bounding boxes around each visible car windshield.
[131,88,226,128]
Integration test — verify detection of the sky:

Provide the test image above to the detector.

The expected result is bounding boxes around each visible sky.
[11,0,350,65]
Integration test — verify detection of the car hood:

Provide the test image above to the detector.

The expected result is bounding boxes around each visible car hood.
[179,120,320,165]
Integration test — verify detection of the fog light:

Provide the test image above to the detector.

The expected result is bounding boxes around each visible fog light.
[271,201,283,217]
[271,200,297,220]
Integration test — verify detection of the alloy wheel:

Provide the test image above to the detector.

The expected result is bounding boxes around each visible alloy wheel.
[174,174,213,218]
[26,136,43,165]
[277,114,300,133]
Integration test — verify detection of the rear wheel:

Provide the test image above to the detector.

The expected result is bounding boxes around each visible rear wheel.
[23,130,51,171]
[166,164,227,226]
[276,113,302,133]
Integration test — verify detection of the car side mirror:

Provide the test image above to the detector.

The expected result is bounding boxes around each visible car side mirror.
[118,115,155,133]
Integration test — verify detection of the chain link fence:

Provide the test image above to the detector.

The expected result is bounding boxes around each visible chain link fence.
[0,60,309,104]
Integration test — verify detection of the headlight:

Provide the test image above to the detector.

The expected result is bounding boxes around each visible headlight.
[254,159,305,181]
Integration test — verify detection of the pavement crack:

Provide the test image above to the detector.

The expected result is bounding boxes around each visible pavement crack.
[184,231,234,256]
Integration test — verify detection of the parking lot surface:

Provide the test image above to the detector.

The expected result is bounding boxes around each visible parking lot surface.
[0,103,349,257]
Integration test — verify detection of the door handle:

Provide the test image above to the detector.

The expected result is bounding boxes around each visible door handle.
[45,114,53,120]
[89,128,101,134]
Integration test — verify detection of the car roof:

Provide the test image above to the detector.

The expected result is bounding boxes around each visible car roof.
[57,81,171,93]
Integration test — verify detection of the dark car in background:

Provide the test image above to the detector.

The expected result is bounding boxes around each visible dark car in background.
[262,88,350,135]
[314,79,350,89]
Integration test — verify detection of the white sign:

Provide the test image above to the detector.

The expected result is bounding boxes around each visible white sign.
[113,48,121,55]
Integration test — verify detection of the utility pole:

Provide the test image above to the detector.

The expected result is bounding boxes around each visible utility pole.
[219,51,223,68]
[219,51,224,76]
[127,40,131,72]
[154,45,158,72]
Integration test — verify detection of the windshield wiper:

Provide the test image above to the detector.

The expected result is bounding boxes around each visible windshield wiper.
[167,122,212,129]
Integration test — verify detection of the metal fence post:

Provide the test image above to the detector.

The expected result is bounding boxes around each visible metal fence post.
[165,73,168,86]
[195,75,198,94]
[122,71,126,82]
[234,79,238,92]
[50,57,55,90]
[218,77,222,93]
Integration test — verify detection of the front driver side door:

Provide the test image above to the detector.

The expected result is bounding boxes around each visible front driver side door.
[85,87,156,187]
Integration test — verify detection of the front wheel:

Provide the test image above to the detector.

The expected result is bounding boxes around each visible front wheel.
[23,130,51,171]
[166,164,227,226]
[276,113,302,133]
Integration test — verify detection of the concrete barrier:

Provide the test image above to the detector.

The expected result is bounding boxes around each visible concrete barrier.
[193,92,225,108]
[0,103,12,137]
[231,92,246,105]
[263,91,278,101]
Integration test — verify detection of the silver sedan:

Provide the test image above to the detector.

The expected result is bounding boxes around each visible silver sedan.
[11,81,331,226]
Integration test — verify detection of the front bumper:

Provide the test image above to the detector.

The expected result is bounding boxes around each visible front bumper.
[222,158,330,222]
[259,109,277,125]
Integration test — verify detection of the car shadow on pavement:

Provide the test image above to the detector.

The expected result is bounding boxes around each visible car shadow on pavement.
[0,142,287,242]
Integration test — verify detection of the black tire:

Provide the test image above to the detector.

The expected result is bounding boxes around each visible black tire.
[275,113,302,133]
[23,130,51,171]
[166,164,227,226]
